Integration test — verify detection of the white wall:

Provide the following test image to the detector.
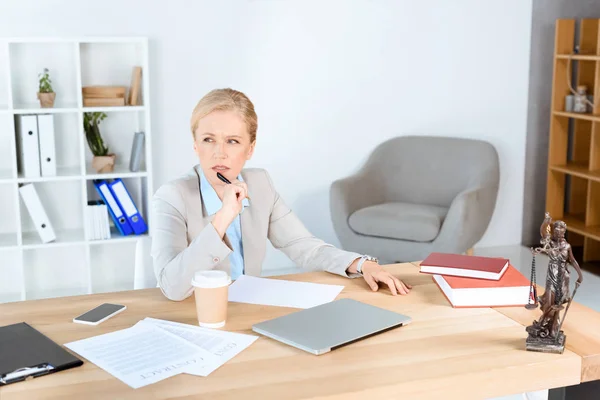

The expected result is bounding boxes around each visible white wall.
[0,0,533,272]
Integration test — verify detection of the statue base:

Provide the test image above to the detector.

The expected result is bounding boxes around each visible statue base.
[526,331,566,354]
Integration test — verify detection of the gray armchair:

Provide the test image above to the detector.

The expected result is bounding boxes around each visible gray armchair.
[330,136,500,263]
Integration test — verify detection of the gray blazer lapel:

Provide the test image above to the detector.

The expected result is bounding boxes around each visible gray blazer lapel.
[240,170,261,277]
[240,208,260,277]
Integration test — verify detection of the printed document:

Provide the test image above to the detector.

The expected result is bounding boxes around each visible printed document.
[64,320,220,388]
[144,317,258,375]
[228,275,344,308]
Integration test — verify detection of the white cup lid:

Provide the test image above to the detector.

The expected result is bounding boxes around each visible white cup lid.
[191,270,231,288]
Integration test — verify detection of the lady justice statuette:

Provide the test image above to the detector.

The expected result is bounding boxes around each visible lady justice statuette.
[525,212,583,354]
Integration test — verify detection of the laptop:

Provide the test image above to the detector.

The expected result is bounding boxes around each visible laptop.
[252,298,411,355]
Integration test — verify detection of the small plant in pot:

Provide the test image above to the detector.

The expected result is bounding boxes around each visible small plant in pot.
[84,112,115,173]
[37,68,56,108]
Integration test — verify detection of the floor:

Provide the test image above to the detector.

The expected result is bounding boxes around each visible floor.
[265,244,600,400]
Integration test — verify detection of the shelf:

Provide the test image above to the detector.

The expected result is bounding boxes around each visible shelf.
[556,54,600,61]
[0,114,15,178]
[17,166,82,183]
[563,215,600,242]
[0,185,18,249]
[547,20,600,262]
[83,112,147,175]
[22,243,88,300]
[13,167,147,182]
[0,44,8,110]
[12,102,79,114]
[0,37,153,302]
[11,105,144,114]
[21,229,85,249]
[0,169,13,182]
[9,42,79,110]
[0,233,18,248]
[85,164,147,180]
[89,230,147,245]
[553,111,600,122]
[0,250,23,303]
[90,240,135,293]
[82,106,144,113]
[549,163,600,183]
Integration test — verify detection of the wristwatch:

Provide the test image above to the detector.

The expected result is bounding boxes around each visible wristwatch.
[356,255,378,275]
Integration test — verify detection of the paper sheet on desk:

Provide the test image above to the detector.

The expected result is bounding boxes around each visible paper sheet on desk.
[228,275,345,308]
[64,320,220,389]
[143,317,258,375]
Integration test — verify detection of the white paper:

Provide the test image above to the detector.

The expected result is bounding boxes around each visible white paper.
[144,317,258,375]
[228,275,344,309]
[64,320,220,388]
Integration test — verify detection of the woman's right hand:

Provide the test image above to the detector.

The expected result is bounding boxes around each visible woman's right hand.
[211,181,248,238]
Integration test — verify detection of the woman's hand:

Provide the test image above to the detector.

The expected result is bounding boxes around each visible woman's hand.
[361,262,412,296]
[212,180,248,238]
[221,180,248,216]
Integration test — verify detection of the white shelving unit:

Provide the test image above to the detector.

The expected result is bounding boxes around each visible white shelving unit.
[0,37,153,303]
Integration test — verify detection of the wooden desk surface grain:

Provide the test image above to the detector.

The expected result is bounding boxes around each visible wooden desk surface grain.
[0,263,588,400]
[410,260,600,383]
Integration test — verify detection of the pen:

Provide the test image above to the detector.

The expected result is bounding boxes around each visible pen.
[216,172,250,201]
[0,364,54,385]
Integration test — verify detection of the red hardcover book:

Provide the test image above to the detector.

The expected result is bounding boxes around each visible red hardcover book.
[419,252,509,280]
[432,265,531,308]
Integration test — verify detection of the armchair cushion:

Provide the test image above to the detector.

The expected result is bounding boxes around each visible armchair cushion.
[348,202,449,242]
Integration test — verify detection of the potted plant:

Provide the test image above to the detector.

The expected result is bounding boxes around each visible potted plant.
[84,112,115,173]
[37,68,56,108]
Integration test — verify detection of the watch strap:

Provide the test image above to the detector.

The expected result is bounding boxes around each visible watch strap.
[356,255,378,275]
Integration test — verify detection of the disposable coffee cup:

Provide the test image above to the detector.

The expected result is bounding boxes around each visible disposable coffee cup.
[191,270,231,328]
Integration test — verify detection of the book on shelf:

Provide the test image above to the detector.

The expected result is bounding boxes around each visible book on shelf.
[86,200,111,241]
[108,178,148,235]
[14,114,58,178]
[82,86,126,99]
[129,132,145,172]
[128,66,142,106]
[82,86,127,107]
[419,252,509,280]
[14,115,40,178]
[19,183,56,244]
[92,179,147,237]
[83,98,126,107]
[432,265,531,308]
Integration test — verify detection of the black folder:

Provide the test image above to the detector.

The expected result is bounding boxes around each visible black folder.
[0,322,83,385]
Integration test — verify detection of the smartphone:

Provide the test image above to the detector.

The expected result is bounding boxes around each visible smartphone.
[73,303,126,325]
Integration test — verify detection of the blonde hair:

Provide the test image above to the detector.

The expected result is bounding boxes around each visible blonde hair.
[190,88,258,143]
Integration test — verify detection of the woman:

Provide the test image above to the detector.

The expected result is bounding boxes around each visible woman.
[151,88,412,301]
[532,214,583,338]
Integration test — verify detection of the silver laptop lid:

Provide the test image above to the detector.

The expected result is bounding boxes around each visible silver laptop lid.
[252,298,411,355]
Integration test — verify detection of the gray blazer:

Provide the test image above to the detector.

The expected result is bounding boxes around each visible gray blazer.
[151,165,362,301]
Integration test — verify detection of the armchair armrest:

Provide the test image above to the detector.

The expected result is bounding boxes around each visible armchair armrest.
[330,171,383,220]
[433,185,498,252]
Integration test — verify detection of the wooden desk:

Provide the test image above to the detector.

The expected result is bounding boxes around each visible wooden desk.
[0,262,592,399]
[410,260,600,384]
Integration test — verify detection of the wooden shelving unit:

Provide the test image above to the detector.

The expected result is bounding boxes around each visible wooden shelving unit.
[547,19,600,262]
